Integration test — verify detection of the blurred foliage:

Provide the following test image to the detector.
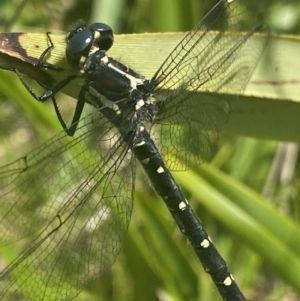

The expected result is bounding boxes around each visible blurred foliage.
[0,0,299,33]
[0,1,300,301]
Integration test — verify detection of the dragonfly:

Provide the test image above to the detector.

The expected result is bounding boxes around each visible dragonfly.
[0,0,268,300]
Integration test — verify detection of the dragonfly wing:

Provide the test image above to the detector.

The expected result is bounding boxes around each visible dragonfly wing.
[0,111,135,300]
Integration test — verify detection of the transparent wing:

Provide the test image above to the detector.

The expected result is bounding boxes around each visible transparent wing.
[150,93,229,171]
[0,111,135,301]
[150,0,230,92]
[149,0,269,171]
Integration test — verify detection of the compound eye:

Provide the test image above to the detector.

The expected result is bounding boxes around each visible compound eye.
[66,27,93,69]
[66,25,84,42]
[88,23,114,51]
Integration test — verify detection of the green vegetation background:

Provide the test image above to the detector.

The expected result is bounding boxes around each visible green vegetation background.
[0,0,300,301]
